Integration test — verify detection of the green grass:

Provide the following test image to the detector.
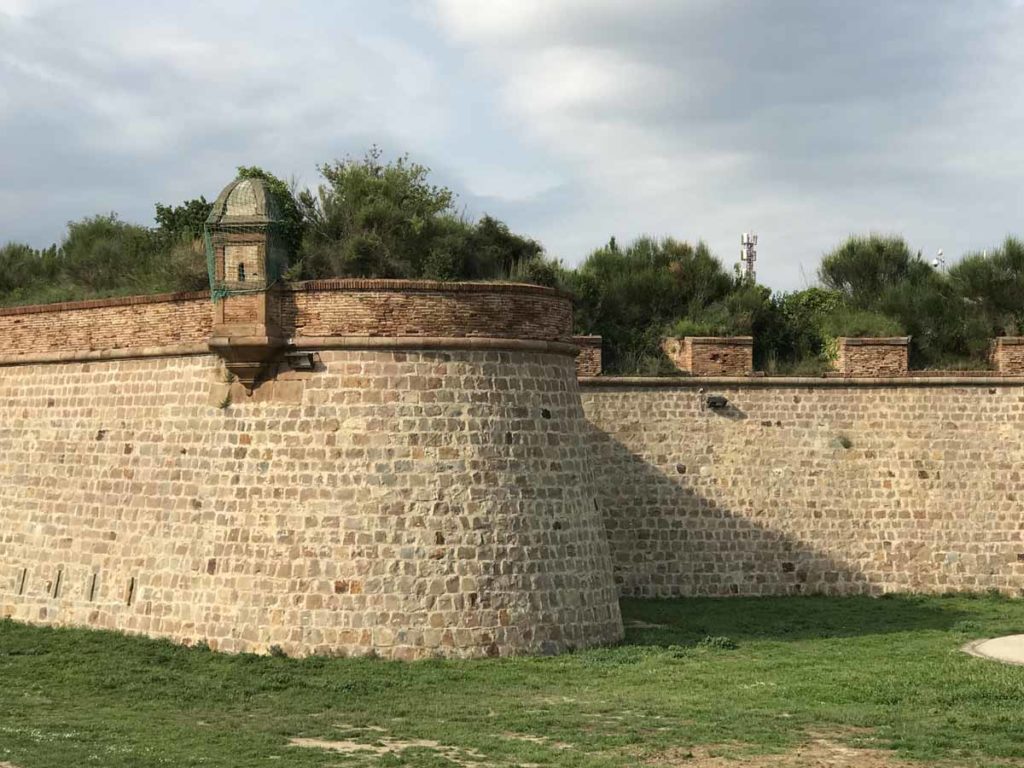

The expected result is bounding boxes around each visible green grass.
[2,595,1023,767]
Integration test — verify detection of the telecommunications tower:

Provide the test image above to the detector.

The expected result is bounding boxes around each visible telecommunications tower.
[739,233,758,281]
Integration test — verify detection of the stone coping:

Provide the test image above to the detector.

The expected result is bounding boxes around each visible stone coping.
[992,336,1024,346]
[0,279,566,318]
[289,336,580,357]
[579,375,1024,388]
[0,290,210,317]
[282,278,569,299]
[0,343,212,367]
[837,336,911,346]
[0,337,581,367]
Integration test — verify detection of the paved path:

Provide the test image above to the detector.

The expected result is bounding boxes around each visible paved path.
[962,634,1024,666]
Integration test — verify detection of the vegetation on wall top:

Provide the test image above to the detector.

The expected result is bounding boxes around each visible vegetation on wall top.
[1,149,1021,372]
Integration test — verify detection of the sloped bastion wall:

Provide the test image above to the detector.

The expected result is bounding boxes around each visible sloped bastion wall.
[0,280,623,658]
[580,376,1024,598]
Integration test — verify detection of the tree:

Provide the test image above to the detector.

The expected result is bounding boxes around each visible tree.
[298,147,456,278]
[948,237,1024,338]
[296,147,554,282]
[819,235,932,306]
[568,237,735,373]
[154,197,212,240]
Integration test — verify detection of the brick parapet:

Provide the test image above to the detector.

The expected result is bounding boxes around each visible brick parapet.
[834,336,910,377]
[661,336,754,376]
[573,335,602,377]
[990,337,1024,375]
[0,281,574,361]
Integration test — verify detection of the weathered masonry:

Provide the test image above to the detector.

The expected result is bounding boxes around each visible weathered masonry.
[581,376,1024,598]
[0,279,623,659]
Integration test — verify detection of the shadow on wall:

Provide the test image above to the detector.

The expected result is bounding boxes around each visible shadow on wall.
[585,420,876,599]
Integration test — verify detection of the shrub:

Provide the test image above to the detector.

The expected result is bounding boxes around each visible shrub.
[820,307,905,339]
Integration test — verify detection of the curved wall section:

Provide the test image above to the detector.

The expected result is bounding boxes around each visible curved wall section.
[279,279,574,342]
[0,282,622,658]
[0,280,573,362]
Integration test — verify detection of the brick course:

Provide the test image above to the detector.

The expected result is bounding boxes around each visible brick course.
[0,281,572,360]
[278,280,573,343]
[0,291,212,356]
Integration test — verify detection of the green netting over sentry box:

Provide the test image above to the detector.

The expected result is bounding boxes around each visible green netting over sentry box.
[204,178,289,301]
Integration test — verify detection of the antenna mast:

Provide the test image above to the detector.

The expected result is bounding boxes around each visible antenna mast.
[739,233,758,281]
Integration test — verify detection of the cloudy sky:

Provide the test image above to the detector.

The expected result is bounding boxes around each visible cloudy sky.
[1,0,1022,289]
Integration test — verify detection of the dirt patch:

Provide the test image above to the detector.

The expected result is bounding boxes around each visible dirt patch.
[644,734,920,767]
[501,732,573,751]
[290,724,488,767]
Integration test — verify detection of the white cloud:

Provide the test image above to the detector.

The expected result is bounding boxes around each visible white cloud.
[433,0,1024,288]
[1,1,1022,290]
[0,1,458,244]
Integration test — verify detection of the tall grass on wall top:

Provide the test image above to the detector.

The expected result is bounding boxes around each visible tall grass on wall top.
[819,307,905,364]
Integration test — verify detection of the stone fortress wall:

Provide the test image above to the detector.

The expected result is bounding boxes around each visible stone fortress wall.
[581,377,1024,598]
[2,282,1024,659]
[0,281,622,658]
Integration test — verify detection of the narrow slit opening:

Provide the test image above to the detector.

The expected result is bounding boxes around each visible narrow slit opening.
[125,577,136,606]
[52,569,63,599]
[87,572,98,602]
[17,567,27,596]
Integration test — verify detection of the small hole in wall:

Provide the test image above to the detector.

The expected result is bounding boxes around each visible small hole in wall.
[1017,553,1024,563]
[237,263,246,282]
[125,577,136,606]
[541,408,552,420]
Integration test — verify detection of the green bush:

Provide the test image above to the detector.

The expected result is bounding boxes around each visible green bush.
[819,307,905,339]
[296,148,556,283]
[567,236,736,374]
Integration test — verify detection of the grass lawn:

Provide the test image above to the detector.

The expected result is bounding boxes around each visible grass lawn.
[2,595,1024,767]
